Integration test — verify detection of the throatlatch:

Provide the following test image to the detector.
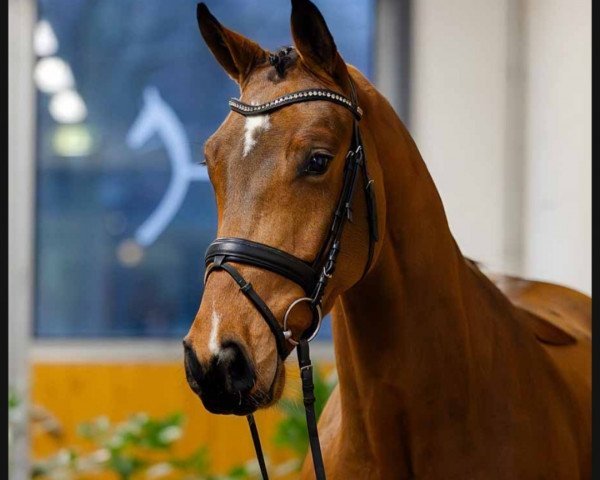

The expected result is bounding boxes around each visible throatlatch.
[203,76,377,480]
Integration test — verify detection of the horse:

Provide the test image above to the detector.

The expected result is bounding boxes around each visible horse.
[127,86,209,246]
[183,1,591,478]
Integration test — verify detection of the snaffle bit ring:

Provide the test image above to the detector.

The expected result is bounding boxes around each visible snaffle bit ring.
[283,297,323,346]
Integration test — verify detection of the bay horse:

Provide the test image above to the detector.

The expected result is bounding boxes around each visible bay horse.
[183,1,591,478]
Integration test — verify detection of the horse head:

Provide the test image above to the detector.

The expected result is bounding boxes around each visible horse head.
[183,0,384,415]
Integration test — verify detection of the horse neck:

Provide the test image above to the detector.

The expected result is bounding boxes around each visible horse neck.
[335,76,477,379]
[331,75,536,457]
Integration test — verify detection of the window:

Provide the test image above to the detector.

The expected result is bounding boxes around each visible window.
[34,0,375,338]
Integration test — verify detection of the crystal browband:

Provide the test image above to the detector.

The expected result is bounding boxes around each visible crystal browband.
[228,88,363,120]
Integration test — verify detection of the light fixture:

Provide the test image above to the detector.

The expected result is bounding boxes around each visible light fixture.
[52,124,93,157]
[34,20,58,57]
[117,239,144,267]
[34,56,74,94]
[49,89,87,124]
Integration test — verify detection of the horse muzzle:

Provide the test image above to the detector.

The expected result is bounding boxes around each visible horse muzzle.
[183,340,262,415]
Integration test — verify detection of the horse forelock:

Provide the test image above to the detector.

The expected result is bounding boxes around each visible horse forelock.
[267,46,298,79]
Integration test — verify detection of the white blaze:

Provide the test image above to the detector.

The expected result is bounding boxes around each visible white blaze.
[208,310,221,355]
[243,114,270,156]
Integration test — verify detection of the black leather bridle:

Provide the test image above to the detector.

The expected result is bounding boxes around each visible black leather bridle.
[203,79,378,480]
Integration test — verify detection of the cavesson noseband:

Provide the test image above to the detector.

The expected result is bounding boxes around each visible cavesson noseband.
[203,79,378,480]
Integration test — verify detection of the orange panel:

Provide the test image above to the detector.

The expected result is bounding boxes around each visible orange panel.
[30,361,333,478]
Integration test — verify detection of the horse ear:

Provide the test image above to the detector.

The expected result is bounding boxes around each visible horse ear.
[196,3,266,85]
[290,0,349,84]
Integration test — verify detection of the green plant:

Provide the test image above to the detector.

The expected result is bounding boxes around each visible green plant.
[8,389,20,447]
[32,413,215,480]
[8,389,21,472]
[27,363,338,479]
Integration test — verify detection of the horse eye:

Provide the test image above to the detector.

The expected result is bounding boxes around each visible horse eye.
[304,153,332,176]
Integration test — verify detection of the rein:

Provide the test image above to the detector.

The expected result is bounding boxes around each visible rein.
[203,79,378,480]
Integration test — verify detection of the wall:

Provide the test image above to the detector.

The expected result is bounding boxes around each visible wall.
[9,1,36,478]
[409,0,590,294]
[522,0,591,294]
[410,0,514,272]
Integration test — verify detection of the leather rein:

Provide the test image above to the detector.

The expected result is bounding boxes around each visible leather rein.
[203,79,378,480]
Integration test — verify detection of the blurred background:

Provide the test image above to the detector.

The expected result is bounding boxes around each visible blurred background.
[9,0,590,479]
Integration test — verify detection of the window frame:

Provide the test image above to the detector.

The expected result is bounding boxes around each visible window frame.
[12,0,411,363]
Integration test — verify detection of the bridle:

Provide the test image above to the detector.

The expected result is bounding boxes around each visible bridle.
[203,78,378,480]
[204,79,377,480]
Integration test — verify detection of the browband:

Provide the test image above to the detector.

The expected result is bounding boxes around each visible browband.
[229,88,363,121]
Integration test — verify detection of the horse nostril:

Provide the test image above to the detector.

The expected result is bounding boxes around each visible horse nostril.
[183,343,204,390]
[217,342,255,395]
[184,339,256,413]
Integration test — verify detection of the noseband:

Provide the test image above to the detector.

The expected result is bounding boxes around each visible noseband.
[203,79,378,480]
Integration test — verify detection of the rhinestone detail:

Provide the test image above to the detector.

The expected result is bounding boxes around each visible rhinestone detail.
[229,89,362,120]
